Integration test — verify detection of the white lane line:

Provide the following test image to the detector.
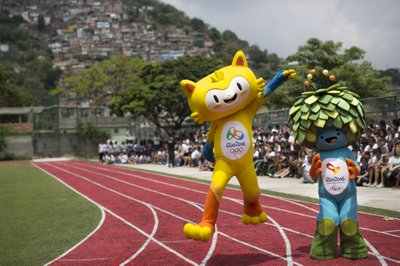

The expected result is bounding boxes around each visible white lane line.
[38,165,197,265]
[364,238,388,266]
[267,195,319,213]
[37,162,160,265]
[385,229,400,233]
[73,161,318,218]
[218,231,301,265]
[70,161,393,264]
[361,227,400,238]
[72,161,400,238]
[63,161,300,265]
[33,163,107,266]
[58,161,218,264]
[229,198,294,266]
[53,258,112,262]
[43,162,201,266]
[216,205,400,264]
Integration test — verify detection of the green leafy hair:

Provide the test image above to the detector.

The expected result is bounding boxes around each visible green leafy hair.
[288,69,366,149]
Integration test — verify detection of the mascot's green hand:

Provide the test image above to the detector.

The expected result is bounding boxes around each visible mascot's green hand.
[262,69,296,96]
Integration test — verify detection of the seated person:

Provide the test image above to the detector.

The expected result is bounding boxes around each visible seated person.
[373,153,389,188]
[274,151,290,178]
[357,156,370,186]
[190,146,201,167]
[103,152,115,164]
[363,149,381,187]
[287,151,300,178]
[300,152,314,184]
[386,141,400,187]
[119,152,129,164]
[255,145,276,176]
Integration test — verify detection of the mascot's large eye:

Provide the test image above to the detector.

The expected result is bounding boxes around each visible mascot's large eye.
[213,95,219,103]
[237,83,242,91]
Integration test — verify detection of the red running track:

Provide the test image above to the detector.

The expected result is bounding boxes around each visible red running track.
[34,160,400,266]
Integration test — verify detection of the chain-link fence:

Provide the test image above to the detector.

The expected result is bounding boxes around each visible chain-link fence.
[360,95,400,123]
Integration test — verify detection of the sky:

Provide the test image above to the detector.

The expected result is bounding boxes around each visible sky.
[159,0,400,70]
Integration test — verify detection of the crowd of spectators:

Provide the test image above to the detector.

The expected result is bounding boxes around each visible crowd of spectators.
[98,118,400,189]
[97,132,214,171]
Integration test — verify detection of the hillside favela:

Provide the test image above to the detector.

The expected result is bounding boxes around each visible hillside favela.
[0,0,399,161]
[0,0,228,159]
[1,0,215,72]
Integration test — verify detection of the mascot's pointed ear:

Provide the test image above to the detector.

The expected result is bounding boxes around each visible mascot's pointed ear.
[232,50,248,67]
[180,80,196,98]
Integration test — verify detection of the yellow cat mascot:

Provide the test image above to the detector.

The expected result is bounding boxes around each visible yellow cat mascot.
[180,50,295,242]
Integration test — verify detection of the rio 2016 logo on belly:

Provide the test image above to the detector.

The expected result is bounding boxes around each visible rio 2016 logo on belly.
[221,121,250,160]
[326,163,341,175]
[226,126,244,141]
[322,158,349,195]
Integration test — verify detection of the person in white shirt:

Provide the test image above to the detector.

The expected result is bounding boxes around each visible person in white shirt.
[191,146,201,167]
[120,153,128,164]
[387,142,400,187]
[363,149,382,187]
[301,152,314,184]
[98,141,106,163]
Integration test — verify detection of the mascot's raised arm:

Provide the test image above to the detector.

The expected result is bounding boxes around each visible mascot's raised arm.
[179,50,295,242]
[288,68,368,260]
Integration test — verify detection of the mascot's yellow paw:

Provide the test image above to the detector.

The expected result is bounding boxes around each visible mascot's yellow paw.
[183,223,213,242]
[242,211,268,225]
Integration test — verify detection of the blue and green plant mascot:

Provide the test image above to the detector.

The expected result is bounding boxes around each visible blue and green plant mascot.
[288,68,368,260]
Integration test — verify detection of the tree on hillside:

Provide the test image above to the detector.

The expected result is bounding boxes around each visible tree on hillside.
[221,30,249,55]
[264,38,391,109]
[0,9,61,106]
[0,125,7,154]
[52,56,143,107]
[37,14,45,32]
[109,55,225,137]
[267,53,282,71]
[288,38,365,69]
[381,68,400,85]
[54,54,225,137]
[247,45,268,68]
[148,1,188,28]
[190,17,206,32]
[0,64,33,107]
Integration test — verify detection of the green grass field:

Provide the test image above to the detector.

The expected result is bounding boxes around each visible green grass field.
[0,164,101,265]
